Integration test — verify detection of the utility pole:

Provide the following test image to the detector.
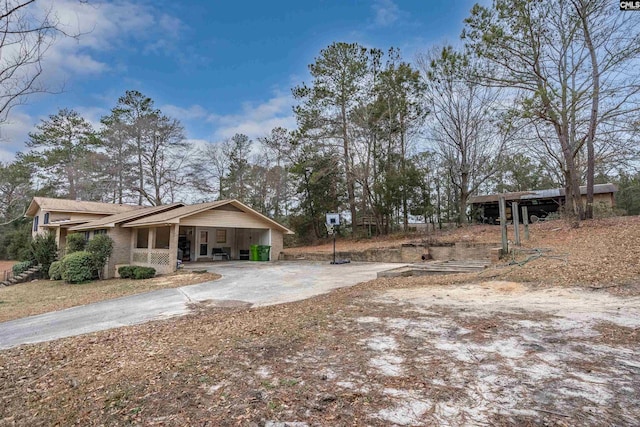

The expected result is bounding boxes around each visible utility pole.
[499,195,508,256]
[512,201,521,246]
[522,205,530,241]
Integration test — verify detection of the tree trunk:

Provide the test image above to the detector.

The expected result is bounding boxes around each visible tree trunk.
[574,0,599,219]
[341,104,357,233]
[400,124,408,232]
[459,171,469,225]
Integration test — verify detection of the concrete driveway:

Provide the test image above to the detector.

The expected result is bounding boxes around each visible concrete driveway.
[0,261,400,350]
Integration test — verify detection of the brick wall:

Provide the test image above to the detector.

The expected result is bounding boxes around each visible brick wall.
[271,230,284,261]
[106,227,133,279]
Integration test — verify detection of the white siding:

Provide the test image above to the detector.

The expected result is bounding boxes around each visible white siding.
[181,209,276,229]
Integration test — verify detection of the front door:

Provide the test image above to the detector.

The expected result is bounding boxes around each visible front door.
[199,230,208,256]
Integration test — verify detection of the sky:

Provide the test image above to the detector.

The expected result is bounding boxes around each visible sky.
[0,0,480,161]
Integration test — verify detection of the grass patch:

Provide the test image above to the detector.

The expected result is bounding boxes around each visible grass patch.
[0,270,220,322]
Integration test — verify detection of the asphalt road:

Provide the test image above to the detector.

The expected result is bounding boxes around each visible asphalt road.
[0,261,400,350]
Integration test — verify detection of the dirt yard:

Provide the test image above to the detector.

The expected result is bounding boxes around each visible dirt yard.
[0,217,639,426]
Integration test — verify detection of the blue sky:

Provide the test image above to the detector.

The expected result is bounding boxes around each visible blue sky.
[0,0,479,160]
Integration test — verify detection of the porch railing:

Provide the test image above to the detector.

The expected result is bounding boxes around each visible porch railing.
[131,249,171,266]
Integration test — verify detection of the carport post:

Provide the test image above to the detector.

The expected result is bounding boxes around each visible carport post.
[499,195,508,256]
[522,206,530,240]
[512,201,521,246]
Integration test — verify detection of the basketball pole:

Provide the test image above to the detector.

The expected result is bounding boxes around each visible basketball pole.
[333,231,336,264]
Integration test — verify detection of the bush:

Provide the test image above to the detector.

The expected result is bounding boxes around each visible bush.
[61,251,94,283]
[49,261,63,280]
[133,266,156,280]
[12,260,32,276]
[66,233,86,255]
[29,233,58,279]
[1,221,32,261]
[118,265,135,279]
[86,234,113,279]
[117,265,155,280]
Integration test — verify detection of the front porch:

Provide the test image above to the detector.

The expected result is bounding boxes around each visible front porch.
[125,224,274,275]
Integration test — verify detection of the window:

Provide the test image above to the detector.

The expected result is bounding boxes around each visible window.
[154,226,170,249]
[33,215,39,232]
[136,228,149,248]
[94,229,107,236]
[216,229,227,243]
[44,213,49,224]
[84,231,90,241]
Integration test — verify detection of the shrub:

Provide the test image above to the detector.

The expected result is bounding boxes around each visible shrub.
[66,233,86,255]
[49,261,63,280]
[133,266,156,280]
[61,251,94,283]
[117,265,156,280]
[29,233,57,279]
[2,221,32,261]
[118,265,135,279]
[86,234,113,279]
[12,260,32,276]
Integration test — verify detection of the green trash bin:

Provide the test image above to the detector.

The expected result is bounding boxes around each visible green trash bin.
[257,245,271,261]
[250,244,259,261]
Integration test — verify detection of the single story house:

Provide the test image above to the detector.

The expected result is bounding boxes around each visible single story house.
[25,198,294,278]
[468,183,618,224]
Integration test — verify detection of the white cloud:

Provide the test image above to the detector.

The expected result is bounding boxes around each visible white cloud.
[207,93,296,141]
[161,104,209,122]
[74,106,109,130]
[31,0,185,81]
[372,0,400,27]
[0,110,38,160]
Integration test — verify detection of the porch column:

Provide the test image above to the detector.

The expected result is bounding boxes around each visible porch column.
[169,223,179,272]
[147,227,154,250]
[130,230,136,264]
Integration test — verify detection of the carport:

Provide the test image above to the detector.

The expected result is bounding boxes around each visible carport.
[178,226,272,261]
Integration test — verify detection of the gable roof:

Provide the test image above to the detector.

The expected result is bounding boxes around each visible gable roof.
[25,197,141,217]
[68,203,184,231]
[123,199,294,234]
[468,183,618,205]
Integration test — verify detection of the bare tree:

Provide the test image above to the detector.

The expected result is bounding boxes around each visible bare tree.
[0,0,81,125]
[139,114,188,205]
[463,0,640,221]
[419,46,511,224]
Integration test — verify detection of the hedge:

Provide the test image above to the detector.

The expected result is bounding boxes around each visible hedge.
[117,265,135,279]
[49,261,63,280]
[133,266,156,280]
[12,260,32,276]
[65,233,87,255]
[61,251,94,283]
[118,265,156,280]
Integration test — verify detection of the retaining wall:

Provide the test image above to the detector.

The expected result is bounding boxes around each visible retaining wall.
[280,242,498,263]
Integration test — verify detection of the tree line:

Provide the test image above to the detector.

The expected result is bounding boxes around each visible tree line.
[1,0,640,256]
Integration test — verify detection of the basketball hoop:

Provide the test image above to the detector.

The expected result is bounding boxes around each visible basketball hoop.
[326,223,335,235]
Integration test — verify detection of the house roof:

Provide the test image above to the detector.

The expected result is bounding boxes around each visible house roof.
[40,219,91,228]
[123,199,295,234]
[468,183,618,205]
[68,203,184,231]
[25,197,141,217]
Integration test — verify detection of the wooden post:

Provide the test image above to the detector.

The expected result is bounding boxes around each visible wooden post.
[499,195,508,256]
[522,205,530,241]
[512,201,521,246]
